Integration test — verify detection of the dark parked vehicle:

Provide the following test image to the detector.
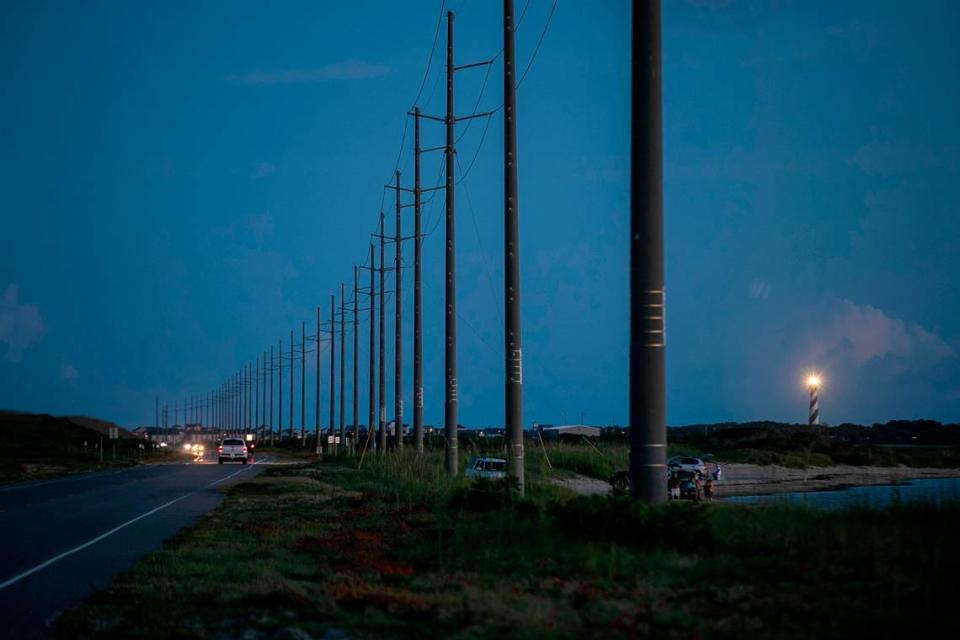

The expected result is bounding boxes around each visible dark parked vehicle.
[608,469,701,501]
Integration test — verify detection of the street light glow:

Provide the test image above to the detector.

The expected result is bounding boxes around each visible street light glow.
[806,374,821,388]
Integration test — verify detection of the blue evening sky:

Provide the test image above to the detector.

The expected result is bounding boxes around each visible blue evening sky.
[1,1,958,428]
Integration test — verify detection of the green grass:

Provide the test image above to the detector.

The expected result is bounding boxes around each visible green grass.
[526,441,712,480]
[56,451,960,639]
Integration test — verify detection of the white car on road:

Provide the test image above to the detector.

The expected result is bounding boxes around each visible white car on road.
[217,438,249,465]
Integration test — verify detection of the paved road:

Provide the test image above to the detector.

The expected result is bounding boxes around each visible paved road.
[0,460,265,639]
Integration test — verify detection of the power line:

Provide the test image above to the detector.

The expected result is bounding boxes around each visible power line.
[410,0,447,110]
[517,0,558,90]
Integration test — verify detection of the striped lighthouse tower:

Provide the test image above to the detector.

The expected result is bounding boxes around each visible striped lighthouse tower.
[807,376,821,425]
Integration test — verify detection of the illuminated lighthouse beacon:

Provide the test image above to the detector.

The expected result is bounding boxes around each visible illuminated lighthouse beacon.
[806,374,822,426]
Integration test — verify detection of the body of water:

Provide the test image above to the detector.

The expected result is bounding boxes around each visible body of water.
[725,476,960,509]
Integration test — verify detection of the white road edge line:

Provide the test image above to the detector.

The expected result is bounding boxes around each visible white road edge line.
[0,462,258,591]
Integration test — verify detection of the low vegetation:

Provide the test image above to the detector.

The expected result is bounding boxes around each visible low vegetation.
[57,452,959,639]
[0,410,166,483]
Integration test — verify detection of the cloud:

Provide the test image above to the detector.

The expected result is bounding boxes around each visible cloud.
[825,21,893,51]
[849,139,958,176]
[228,60,390,86]
[750,279,771,299]
[246,212,275,242]
[739,299,959,424]
[61,363,79,381]
[813,300,953,368]
[251,162,275,180]
[0,284,46,362]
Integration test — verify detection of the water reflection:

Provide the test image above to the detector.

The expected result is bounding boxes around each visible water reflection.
[726,477,960,509]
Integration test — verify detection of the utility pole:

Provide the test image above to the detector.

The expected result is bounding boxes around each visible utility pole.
[329,294,336,452]
[394,170,403,450]
[270,344,275,446]
[301,321,306,444]
[445,10,459,474]
[353,266,359,451]
[340,282,346,450]
[378,212,387,453]
[504,0,525,492]
[155,396,159,429]
[262,351,267,440]
[629,0,667,504]
[278,339,283,442]
[368,244,376,451]
[316,305,322,454]
[413,108,424,453]
[289,329,294,441]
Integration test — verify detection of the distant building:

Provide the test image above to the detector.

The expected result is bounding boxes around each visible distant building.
[132,426,183,445]
[539,424,602,440]
[182,424,223,444]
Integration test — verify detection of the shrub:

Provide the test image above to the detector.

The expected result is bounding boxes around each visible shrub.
[548,494,713,551]
[450,477,521,513]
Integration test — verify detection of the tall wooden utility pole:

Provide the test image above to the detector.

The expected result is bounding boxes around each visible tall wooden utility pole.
[316,305,322,454]
[270,343,275,446]
[288,330,294,440]
[378,213,387,454]
[368,245,376,451]
[329,294,336,452]
[504,0,525,492]
[278,339,283,442]
[339,283,346,452]
[300,321,306,444]
[444,10,459,474]
[353,266,359,450]
[413,108,425,453]
[262,351,267,439]
[629,0,667,504]
[394,170,403,450]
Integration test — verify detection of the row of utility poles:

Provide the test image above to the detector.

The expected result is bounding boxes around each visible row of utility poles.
[163,3,528,479]
[157,1,666,503]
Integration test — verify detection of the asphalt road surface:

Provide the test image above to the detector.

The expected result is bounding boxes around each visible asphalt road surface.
[0,459,265,639]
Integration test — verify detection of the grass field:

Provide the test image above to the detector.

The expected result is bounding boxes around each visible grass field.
[0,411,173,484]
[56,450,959,639]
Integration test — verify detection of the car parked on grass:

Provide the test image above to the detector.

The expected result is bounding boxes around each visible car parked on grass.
[464,456,507,479]
[218,438,249,465]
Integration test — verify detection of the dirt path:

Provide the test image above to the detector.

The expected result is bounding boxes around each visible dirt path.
[552,464,960,498]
